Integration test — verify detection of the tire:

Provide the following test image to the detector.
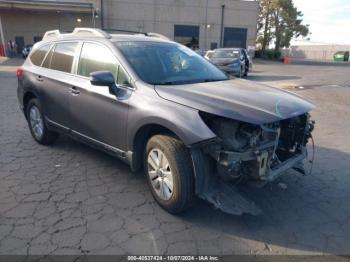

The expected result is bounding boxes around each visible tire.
[144,135,195,214]
[26,98,58,145]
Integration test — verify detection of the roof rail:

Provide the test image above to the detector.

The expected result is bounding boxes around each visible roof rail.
[104,28,147,36]
[72,28,111,38]
[104,29,170,40]
[42,28,169,41]
[146,32,170,41]
[43,30,61,40]
[42,28,111,40]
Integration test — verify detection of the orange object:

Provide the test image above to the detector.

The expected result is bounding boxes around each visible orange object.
[283,56,292,64]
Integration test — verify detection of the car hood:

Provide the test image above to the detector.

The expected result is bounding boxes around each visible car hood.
[211,58,239,66]
[155,79,315,125]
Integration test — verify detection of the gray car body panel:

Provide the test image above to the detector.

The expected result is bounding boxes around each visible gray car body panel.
[126,82,216,150]
[155,79,315,125]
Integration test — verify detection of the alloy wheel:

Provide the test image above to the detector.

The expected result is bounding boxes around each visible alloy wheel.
[29,105,44,140]
[147,148,174,201]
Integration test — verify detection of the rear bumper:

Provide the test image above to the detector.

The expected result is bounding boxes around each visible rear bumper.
[17,84,24,112]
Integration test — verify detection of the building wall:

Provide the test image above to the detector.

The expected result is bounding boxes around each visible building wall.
[0,0,258,55]
[103,0,258,50]
[0,0,101,12]
[0,9,93,47]
[286,45,350,61]
[0,0,101,54]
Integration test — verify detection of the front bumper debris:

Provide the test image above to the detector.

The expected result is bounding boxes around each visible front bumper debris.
[191,147,262,216]
[203,180,262,216]
[191,113,315,216]
[263,150,306,182]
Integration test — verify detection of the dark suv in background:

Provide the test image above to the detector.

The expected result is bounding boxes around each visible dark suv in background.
[17,28,315,215]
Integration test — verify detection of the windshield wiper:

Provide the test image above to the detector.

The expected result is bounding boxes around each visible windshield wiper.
[203,78,227,83]
[152,81,177,85]
[153,78,228,85]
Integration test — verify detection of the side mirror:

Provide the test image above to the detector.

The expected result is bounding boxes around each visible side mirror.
[90,71,121,97]
[90,71,115,87]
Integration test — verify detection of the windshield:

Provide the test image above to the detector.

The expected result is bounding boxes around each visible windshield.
[212,49,240,59]
[115,41,228,85]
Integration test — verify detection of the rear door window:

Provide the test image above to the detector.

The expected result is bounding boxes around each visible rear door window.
[49,42,78,73]
[30,44,51,66]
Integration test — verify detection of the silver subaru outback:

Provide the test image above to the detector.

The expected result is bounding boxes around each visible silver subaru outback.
[17,28,315,215]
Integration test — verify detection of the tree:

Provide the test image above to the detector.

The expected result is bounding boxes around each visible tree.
[257,0,309,51]
[257,0,273,51]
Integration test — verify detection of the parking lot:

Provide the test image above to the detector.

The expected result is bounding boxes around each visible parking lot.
[0,58,350,256]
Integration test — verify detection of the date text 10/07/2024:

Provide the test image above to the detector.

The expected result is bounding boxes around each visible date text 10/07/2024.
[127,256,220,261]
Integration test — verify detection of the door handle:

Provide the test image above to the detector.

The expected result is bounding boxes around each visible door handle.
[69,87,80,95]
[36,75,44,82]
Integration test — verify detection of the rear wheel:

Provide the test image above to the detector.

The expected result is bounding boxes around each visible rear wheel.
[144,135,195,214]
[26,98,58,145]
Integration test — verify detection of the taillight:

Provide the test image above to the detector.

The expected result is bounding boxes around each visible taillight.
[17,68,23,78]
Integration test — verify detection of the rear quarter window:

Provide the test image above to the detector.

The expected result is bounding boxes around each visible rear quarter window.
[42,47,54,69]
[29,44,51,66]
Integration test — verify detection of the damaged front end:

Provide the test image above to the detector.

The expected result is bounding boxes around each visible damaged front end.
[191,112,315,216]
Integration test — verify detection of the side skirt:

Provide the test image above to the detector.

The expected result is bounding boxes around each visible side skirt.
[45,117,133,167]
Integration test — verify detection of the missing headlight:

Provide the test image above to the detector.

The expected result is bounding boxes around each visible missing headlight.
[198,112,314,183]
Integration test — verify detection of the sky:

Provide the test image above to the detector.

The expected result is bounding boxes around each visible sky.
[292,0,350,45]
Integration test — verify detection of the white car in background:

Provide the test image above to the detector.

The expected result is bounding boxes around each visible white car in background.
[22,45,33,59]
[204,50,214,60]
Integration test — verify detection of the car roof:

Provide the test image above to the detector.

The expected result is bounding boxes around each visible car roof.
[34,28,174,49]
[110,34,171,43]
[35,33,172,50]
[215,48,242,51]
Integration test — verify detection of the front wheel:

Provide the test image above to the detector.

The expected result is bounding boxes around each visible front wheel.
[26,98,58,145]
[144,135,195,214]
